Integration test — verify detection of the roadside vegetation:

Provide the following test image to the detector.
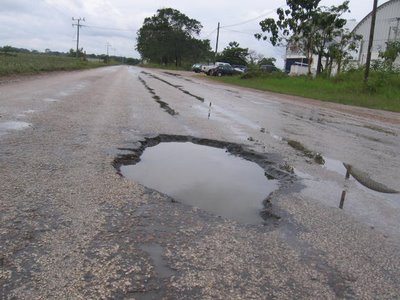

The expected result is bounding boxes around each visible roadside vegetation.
[136,4,400,112]
[209,68,400,112]
[0,53,105,76]
[0,46,140,77]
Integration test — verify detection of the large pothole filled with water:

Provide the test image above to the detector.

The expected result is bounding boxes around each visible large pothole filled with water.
[114,135,294,224]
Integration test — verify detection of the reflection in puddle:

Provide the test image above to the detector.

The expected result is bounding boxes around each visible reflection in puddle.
[324,157,398,194]
[324,157,347,175]
[121,142,278,224]
[0,121,31,136]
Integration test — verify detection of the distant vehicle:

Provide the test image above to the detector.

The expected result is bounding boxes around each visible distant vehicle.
[192,63,202,73]
[260,64,279,72]
[209,65,234,76]
[202,62,231,74]
[231,65,248,74]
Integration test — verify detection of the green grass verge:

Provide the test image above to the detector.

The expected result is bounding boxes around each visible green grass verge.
[208,71,400,112]
[0,52,119,76]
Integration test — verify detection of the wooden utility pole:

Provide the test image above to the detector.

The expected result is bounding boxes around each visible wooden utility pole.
[214,22,220,64]
[364,0,378,83]
[106,42,112,63]
[72,17,85,58]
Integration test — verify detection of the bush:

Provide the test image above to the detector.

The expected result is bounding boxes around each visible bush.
[240,70,288,80]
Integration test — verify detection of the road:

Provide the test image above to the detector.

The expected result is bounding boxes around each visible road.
[1,65,400,299]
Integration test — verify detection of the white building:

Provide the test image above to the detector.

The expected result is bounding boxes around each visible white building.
[352,0,400,66]
[285,0,400,75]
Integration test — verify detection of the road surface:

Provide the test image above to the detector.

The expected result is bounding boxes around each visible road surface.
[1,66,400,299]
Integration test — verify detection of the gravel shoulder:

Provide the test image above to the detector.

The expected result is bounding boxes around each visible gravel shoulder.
[1,66,399,299]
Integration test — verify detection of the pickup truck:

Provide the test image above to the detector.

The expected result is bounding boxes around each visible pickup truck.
[201,62,231,74]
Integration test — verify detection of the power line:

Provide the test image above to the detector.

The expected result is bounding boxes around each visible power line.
[202,28,218,39]
[221,28,259,35]
[84,25,134,32]
[220,6,285,29]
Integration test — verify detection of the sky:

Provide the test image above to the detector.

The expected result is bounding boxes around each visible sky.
[0,0,387,66]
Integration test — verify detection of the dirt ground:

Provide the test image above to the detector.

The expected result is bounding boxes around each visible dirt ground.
[1,66,399,299]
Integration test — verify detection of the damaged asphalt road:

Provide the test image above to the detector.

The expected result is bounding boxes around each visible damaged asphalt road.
[1,66,400,299]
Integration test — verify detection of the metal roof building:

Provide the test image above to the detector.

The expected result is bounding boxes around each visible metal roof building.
[352,0,400,65]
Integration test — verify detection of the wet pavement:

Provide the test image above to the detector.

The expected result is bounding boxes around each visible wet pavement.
[1,66,400,299]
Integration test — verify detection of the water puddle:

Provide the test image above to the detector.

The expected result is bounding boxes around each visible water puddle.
[139,243,175,278]
[116,136,287,224]
[323,157,398,194]
[0,121,31,136]
[324,157,347,175]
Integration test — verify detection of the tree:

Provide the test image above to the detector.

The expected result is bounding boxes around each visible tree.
[216,41,249,65]
[379,41,400,69]
[247,50,264,65]
[255,0,351,75]
[136,8,212,66]
[258,57,276,66]
[313,2,350,74]
[1,45,14,53]
[327,29,362,75]
[68,48,84,58]
[256,0,321,74]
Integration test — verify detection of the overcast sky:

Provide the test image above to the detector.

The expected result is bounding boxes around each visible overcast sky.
[0,0,387,66]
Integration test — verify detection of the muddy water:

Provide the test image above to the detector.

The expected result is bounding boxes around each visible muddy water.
[139,244,175,278]
[121,142,278,224]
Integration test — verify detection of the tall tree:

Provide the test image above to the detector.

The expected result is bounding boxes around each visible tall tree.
[313,2,350,74]
[256,0,321,74]
[216,41,249,65]
[136,8,212,66]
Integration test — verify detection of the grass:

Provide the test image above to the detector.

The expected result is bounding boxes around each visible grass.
[208,70,400,112]
[0,52,118,76]
[140,63,191,71]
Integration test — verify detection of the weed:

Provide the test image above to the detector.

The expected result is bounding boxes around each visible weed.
[210,69,400,112]
[0,52,117,76]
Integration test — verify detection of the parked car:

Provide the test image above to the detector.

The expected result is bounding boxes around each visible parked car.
[260,64,279,72]
[231,65,248,74]
[192,63,202,73]
[209,65,234,76]
[202,62,231,74]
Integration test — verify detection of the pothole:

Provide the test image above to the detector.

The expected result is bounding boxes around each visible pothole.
[114,135,294,224]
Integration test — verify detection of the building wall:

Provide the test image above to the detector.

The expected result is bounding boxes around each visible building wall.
[353,0,400,65]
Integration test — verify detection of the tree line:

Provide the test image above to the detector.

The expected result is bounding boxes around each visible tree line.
[137,2,400,75]
[0,45,141,65]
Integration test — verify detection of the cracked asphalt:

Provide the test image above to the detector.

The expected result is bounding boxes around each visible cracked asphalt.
[1,66,400,299]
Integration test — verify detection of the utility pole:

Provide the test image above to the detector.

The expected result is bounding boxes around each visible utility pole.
[364,0,378,83]
[106,42,112,63]
[72,17,85,58]
[214,22,220,64]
